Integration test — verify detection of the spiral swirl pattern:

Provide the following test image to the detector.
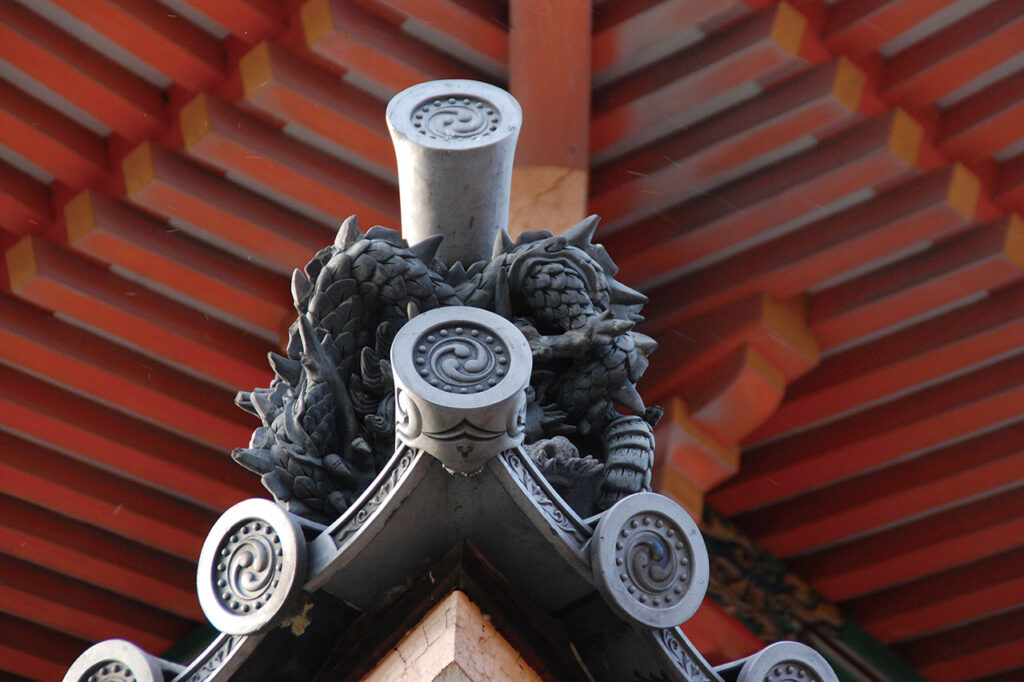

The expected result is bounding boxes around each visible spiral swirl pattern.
[212,520,282,615]
[412,96,500,140]
[415,323,508,393]
[84,662,135,682]
[766,663,823,682]
[615,512,692,609]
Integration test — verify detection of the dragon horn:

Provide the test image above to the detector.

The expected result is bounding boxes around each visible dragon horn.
[492,228,515,259]
[632,332,658,356]
[494,268,514,319]
[334,215,362,249]
[610,381,646,414]
[409,233,443,263]
[563,214,600,248]
[607,278,648,305]
[291,269,312,311]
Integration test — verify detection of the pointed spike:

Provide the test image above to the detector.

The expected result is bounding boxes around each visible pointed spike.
[334,215,362,249]
[291,269,312,311]
[494,268,513,319]
[632,332,658,356]
[269,352,302,386]
[407,301,421,320]
[610,381,646,413]
[298,315,331,369]
[492,229,515,259]
[447,260,467,285]
[409,234,443,263]
[232,447,272,474]
[607,278,648,305]
[563,214,600,248]
[234,390,257,415]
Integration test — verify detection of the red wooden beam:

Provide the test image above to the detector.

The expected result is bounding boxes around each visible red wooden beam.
[898,605,1024,682]
[0,161,50,237]
[641,293,818,403]
[939,68,1024,162]
[122,141,331,274]
[0,363,262,511]
[752,279,1024,443]
[591,2,811,163]
[789,485,1024,601]
[0,612,87,682]
[591,57,866,230]
[0,431,216,560]
[673,345,785,446]
[847,545,1024,643]
[0,293,253,452]
[882,0,1024,111]
[994,150,1024,212]
[374,0,509,78]
[175,0,285,44]
[64,190,293,338]
[45,0,226,92]
[592,0,746,85]
[239,41,395,178]
[0,551,193,654]
[824,0,960,57]
[711,350,1024,514]
[301,0,484,96]
[0,78,106,187]
[0,492,201,620]
[643,164,978,323]
[810,213,1019,351]
[0,1,166,141]
[605,110,923,296]
[180,93,397,226]
[735,417,1024,556]
[6,236,272,389]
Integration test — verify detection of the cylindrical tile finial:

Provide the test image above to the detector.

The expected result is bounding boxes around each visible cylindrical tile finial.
[386,80,522,266]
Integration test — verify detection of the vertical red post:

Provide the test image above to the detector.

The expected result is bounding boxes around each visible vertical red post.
[508,0,592,236]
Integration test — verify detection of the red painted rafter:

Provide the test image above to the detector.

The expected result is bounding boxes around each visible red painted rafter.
[122,141,332,274]
[175,0,285,44]
[0,492,201,620]
[0,161,50,237]
[0,551,193,655]
[301,0,486,95]
[643,164,977,323]
[0,78,106,187]
[592,0,746,85]
[882,0,1024,111]
[824,0,960,57]
[789,486,1024,601]
[752,279,1024,442]
[45,0,226,92]
[591,58,867,231]
[0,293,253,452]
[735,417,1024,556]
[591,3,811,163]
[239,41,395,178]
[64,190,293,338]
[847,545,1024,644]
[0,363,262,513]
[712,349,1024,514]
[898,605,1024,682]
[180,93,397,226]
[0,1,166,141]
[809,213,1020,351]
[606,110,923,298]
[7,236,272,389]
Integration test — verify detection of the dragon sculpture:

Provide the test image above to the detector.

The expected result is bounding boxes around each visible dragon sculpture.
[234,214,661,523]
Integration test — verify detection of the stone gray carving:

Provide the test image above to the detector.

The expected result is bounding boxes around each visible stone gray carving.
[715,641,838,682]
[590,492,709,629]
[62,640,182,682]
[391,306,531,472]
[196,499,310,635]
[387,79,521,266]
